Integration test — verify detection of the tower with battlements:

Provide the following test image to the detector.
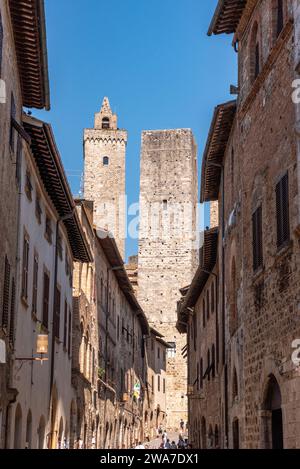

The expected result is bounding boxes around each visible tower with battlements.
[138,129,198,430]
[83,97,127,259]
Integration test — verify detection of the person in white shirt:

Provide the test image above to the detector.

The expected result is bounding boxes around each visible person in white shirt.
[135,441,145,449]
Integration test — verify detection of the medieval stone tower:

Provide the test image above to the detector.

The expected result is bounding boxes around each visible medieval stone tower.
[138,129,198,430]
[83,97,127,259]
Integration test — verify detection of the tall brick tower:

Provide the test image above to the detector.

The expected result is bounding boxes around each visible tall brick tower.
[83,97,127,259]
[138,129,198,430]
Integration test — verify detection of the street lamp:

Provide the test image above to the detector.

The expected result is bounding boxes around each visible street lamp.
[15,334,49,364]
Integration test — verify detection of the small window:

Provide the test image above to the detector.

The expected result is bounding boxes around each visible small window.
[42,271,50,329]
[54,285,61,339]
[9,279,16,346]
[0,11,3,75]
[45,216,52,244]
[167,342,176,359]
[252,205,263,271]
[10,93,16,151]
[32,254,38,316]
[276,173,290,249]
[163,200,168,210]
[57,232,63,260]
[163,379,166,394]
[200,358,203,389]
[103,156,109,166]
[206,290,210,320]
[157,346,160,359]
[21,234,30,302]
[2,256,11,329]
[276,0,284,38]
[63,300,68,349]
[202,299,206,328]
[102,117,110,129]
[25,171,33,201]
[35,196,42,224]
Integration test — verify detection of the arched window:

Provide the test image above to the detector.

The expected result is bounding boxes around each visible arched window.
[230,258,238,336]
[262,375,283,449]
[250,22,260,82]
[232,418,240,449]
[37,415,46,449]
[232,367,238,401]
[14,404,22,449]
[103,156,109,166]
[102,117,110,129]
[26,410,32,449]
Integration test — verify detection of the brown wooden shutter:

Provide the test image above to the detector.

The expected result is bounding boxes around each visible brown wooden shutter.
[2,256,11,329]
[54,286,61,338]
[276,173,290,248]
[21,236,29,300]
[42,272,50,328]
[68,308,72,356]
[63,300,68,348]
[0,11,3,75]
[9,278,16,346]
[252,205,263,271]
[32,255,38,315]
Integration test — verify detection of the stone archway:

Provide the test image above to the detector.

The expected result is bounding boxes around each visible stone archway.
[261,375,283,449]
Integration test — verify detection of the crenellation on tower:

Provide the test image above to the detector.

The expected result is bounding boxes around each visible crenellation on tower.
[138,128,198,431]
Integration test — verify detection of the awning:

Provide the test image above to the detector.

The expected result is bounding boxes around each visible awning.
[200,101,236,203]
[9,0,50,110]
[208,0,247,36]
[23,114,92,263]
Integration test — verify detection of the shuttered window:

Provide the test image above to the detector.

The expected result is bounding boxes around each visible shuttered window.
[193,312,197,352]
[53,286,61,339]
[276,173,290,249]
[252,206,263,271]
[63,300,68,348]
[21,235,29,301]
[0,11,3,75]
[2,256,10,329]
[32,255,38,315]
[68,308,72,356]
[16,135,22,187]
[9,278,16,346]
[277,0,284,37]
[10,93,16,151]
[42,272,50,328]
[200,358,203,389]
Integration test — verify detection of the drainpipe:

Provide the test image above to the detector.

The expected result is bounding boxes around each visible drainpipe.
[49,209,75,447]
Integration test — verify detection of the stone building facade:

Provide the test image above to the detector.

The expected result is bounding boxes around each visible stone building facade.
[143,327,168,441]
[179,0,300,450]
[138,129,198,430]
[72,200,100,449]
[0,0,50,449]
[9,115,90,449]
[177,226,220,450]
[83,98,127,259]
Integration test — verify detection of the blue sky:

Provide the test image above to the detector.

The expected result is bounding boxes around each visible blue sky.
[33,0,237,260]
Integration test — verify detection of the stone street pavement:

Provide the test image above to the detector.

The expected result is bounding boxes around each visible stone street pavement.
[144,432,188,450]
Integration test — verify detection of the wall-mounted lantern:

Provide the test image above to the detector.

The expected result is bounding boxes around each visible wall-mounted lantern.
[15,334,49,364]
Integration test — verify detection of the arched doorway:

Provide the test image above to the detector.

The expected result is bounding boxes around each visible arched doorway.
[262,375,283,449]
[14,404,22,449]
[25,410,32,449]
[37,415,46,449]
[201,417,206,449]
